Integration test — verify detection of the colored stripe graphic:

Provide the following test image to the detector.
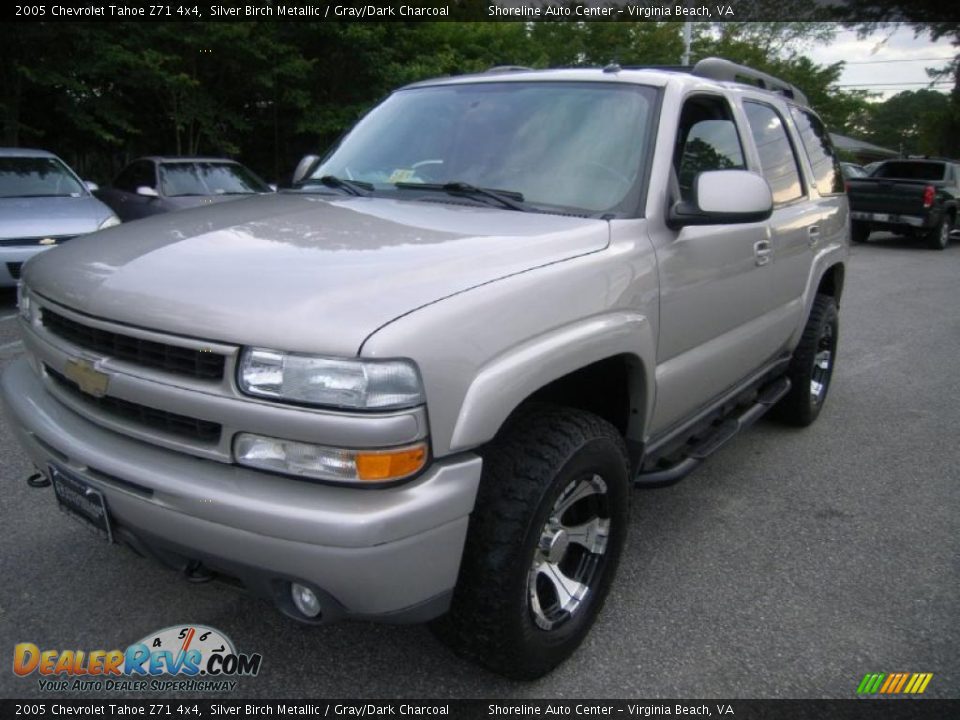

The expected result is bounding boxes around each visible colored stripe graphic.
[857,672,932,694]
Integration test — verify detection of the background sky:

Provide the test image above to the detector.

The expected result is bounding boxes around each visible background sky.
[807,24,956,100]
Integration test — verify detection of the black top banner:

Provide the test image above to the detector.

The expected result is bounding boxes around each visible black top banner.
[2,699,960,720]
[4,0,960,23]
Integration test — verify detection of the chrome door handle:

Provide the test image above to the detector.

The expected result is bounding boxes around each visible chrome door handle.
[808,225,821,246]
[754,239,772,266]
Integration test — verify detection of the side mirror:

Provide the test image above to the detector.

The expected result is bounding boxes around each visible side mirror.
[292,155,320,186]
[668,170,773,229]
[136,186,160,198]
[84,181,99,193]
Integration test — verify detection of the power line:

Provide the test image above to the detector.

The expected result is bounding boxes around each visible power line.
[843,57,956,65]
[836,81,953,87]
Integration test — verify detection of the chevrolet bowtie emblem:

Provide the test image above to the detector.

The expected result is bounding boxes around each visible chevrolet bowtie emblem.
[63,359,110,398]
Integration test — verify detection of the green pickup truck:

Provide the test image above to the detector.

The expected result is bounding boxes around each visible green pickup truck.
[848,159,960,250]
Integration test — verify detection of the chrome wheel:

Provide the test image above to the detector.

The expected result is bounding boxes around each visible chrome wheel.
[810,321,834,406]
[528,473,610,631]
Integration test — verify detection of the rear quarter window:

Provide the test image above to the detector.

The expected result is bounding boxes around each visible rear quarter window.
[789,107,843,196]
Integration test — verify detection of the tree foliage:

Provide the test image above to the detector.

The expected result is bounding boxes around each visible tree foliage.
[0,20,918,184]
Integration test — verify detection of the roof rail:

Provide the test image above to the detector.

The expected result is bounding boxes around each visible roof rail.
[691,57,809,107]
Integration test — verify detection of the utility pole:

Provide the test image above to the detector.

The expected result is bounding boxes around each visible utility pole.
[682,21,692,66]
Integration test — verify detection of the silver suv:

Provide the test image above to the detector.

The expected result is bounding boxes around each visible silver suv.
[2,59,848,679]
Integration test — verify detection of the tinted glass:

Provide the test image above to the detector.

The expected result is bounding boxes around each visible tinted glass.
[790,107,843,195]
[0,157,85,198]
[114,161,156,192]
[159,163,269,197]
[310,82,657,214]
[676,119,745,201]
[743,102,803,204]
[873,162,947,181]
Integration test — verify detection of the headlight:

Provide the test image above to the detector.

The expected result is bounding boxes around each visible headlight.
[234,434,427,484]
[98,215,121,230]
[238,348,424,410]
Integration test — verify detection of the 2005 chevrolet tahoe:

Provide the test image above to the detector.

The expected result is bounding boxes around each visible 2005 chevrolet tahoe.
[2,58,848,679]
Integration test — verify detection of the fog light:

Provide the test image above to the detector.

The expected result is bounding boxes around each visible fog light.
[291,583,322,618]
[234,433,427,484]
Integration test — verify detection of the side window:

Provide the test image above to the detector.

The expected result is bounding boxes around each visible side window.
[112,164,138,192]
[673,96,746,203]
[743,102,804,204]
[789,106,843,196]
[114,162,156,192]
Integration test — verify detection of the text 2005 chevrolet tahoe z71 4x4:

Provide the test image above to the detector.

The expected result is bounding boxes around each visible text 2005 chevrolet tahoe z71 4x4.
[2,59,848,679]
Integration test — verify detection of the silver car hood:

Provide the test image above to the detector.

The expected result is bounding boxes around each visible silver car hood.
[0,195,115,238]
[24,193,609,355]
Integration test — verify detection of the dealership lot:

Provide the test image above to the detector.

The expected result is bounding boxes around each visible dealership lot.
[0,235,957,699]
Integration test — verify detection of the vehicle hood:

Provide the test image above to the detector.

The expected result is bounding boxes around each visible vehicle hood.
[0,195,115,239]
[24,193,609,355]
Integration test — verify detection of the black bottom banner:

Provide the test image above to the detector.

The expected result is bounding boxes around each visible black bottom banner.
[2,699,958,720]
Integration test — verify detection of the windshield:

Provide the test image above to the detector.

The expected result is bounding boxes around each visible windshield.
[159,162,270,197]
[0,157,86,198]
[308,82,657,214]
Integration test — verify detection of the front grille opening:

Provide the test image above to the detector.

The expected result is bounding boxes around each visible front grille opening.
[41,308,225,381]
[6,262,23,280]
[45,366,222,444]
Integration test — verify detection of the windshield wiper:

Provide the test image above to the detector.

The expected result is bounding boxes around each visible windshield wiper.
[396,181,528,212]
[295,175,372,197]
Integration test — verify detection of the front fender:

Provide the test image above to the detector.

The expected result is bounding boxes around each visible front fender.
[450,311,655,452]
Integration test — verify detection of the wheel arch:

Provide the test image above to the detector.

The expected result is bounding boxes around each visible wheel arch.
[448,312,655,454]
[815,261,845,305]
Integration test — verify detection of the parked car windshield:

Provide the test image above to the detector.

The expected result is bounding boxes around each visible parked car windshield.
[308,81,657,214]
[159,162,270,197]
[0,156,85,198]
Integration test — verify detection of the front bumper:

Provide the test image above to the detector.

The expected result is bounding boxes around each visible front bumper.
[1,356,482,622]
[0,245,52,287]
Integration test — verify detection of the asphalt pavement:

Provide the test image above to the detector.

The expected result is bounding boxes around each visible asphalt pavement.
[0,233,957,700]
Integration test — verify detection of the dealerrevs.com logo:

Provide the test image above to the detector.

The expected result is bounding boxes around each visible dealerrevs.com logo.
[13,624,262,693]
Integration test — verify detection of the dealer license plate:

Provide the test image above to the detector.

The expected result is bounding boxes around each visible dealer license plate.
[49,464,113,542]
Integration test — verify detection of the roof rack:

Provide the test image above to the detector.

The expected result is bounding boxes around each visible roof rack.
[691,57,809,107]
[484,65,534,74]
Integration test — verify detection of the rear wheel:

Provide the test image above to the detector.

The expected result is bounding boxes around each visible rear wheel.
[926,216,951,250]
[432,405,630,679]
[775,294,839,427]
[851,221,870,244]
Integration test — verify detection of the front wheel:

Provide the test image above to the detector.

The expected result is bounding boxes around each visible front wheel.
[432,406,630,680]
[774,294,839,427]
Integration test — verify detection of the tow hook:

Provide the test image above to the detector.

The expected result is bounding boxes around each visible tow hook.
[183,560,216,584]
[26,471,50,488]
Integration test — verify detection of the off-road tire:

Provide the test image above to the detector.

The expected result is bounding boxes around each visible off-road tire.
[774,294,839,427]
[851,221,870,244]
[431,405,630,680]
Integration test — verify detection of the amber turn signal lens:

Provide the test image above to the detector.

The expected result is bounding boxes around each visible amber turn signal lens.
[356,444,427,481]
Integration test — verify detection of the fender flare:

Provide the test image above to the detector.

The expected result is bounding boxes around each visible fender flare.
[448,311,656,452]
